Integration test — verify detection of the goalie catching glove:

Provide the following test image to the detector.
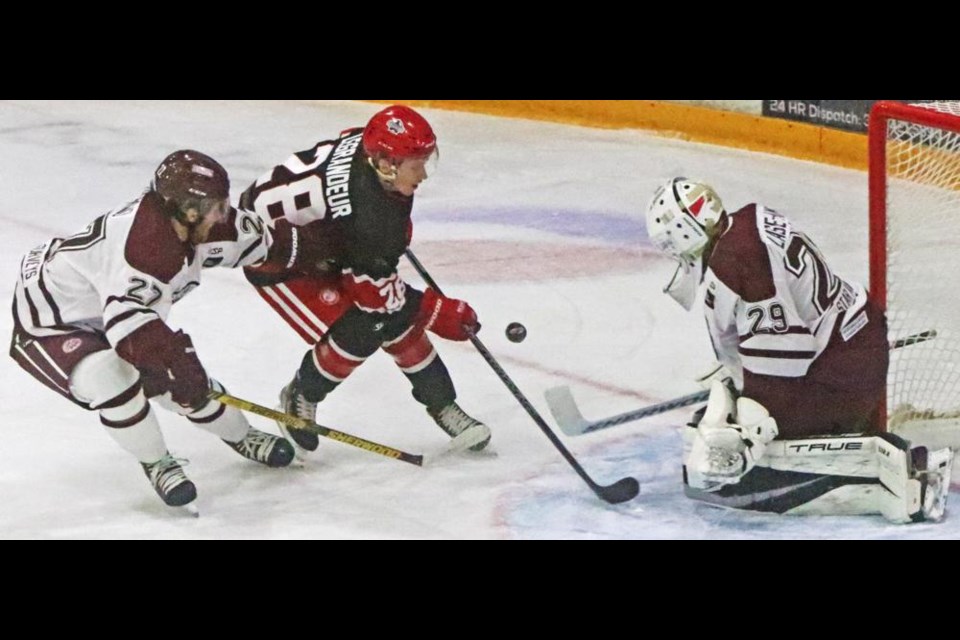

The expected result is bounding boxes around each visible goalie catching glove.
[687,380,779,486]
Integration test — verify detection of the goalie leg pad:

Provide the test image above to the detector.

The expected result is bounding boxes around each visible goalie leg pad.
[685,433,953,523]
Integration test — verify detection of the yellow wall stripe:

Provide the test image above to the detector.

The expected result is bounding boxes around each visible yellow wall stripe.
[368,100,867,171]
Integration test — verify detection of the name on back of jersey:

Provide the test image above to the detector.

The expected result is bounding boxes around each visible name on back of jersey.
[761,209,790,248]
[325,133,362,219]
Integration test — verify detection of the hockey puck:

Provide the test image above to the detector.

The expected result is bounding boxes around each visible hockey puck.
[505,322,527,343]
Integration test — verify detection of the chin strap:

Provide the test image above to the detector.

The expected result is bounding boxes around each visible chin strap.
[367,156,397,182]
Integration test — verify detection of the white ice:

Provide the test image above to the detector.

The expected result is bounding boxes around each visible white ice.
[0,100,952,539]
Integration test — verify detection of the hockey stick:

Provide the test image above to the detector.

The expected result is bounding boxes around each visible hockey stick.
[891,329,937,349]
[546,387,709,437]
[210,390,424,467]
[548,329,940,437]
[404,248,638,504]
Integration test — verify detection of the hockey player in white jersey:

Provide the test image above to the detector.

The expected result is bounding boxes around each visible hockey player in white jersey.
[644,177,952,523]
[8,150,334,510]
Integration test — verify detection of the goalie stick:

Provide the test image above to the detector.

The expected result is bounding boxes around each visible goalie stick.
[405,249,639,504]
[547,329,939,437]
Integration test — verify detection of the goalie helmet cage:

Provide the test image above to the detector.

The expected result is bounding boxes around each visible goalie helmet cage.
[868,100,960,430]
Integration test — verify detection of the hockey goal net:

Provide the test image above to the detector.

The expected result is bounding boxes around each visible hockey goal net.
[869,100,960,431]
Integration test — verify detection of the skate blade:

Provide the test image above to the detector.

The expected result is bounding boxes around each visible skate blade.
[446,424,492,454]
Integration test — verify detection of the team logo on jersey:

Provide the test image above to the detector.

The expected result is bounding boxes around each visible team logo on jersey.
[386,118,406,135]
[319,287,341,305]
[62,338,82,354]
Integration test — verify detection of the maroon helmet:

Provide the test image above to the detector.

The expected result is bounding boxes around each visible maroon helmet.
[362,105,437,161]
[153,150,229,207]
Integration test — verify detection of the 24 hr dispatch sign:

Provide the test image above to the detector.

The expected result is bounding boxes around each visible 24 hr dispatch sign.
[763,100,875,133]
[763,100,941,133]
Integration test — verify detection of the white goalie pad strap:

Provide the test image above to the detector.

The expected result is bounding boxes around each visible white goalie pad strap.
[921,447,954,522]
[735,397,778,445]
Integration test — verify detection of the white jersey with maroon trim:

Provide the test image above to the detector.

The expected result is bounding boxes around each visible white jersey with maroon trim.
[703,204,867,387]
[14,189,271,347]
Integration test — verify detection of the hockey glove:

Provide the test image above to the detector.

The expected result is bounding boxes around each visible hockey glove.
[419,287,480,341]
[162,330,211,410]
[118,322,210,411]
[253,218,342,278]
[687,380,778,484]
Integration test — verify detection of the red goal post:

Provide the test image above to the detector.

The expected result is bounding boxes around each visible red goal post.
[868,100,960,431]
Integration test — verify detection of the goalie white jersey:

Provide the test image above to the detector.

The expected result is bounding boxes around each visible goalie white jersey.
[703,204,868,386]
[13,190,271,347]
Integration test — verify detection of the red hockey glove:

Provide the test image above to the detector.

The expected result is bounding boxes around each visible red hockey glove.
[418,288,480,341]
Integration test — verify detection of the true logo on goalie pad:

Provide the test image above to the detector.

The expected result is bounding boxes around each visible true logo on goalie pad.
[786,441,864,453]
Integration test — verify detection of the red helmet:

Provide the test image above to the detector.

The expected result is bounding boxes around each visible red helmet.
[153,150,229,206]
[362,105,437,161]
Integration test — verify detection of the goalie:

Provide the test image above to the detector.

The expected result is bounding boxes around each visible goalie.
[644,177,953,523]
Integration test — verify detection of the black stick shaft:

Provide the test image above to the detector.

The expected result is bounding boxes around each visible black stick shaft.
[572,329,939,435]
[405,249,638,503]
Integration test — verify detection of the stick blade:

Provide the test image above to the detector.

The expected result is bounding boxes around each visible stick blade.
[545,386,590,436]
[598,477,641,504]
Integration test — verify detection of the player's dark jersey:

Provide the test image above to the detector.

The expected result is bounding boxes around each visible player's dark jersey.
[240,128,413,296]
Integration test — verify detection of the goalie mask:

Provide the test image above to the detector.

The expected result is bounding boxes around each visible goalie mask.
[645,177,725,261]
[646,178,725,310]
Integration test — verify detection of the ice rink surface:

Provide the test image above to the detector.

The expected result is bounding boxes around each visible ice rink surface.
[1,100,951,539]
